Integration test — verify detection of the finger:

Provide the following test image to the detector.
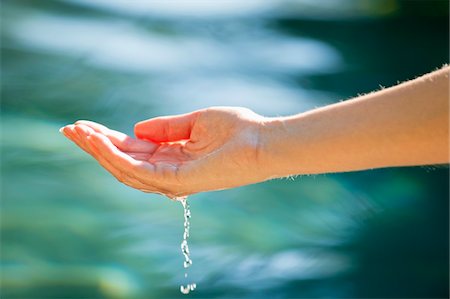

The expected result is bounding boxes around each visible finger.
[85,138,158,192]
[76,123,153,161]
[61,125,77,142]
[127,152,152,161]
[87,135,182,197]
[134,111,199,142]
[73,124,96,154]
[64,125,159,193]
[86,131,155,180]
[73,124,130,178]
[63,125,93,155]
[75,120,158,153]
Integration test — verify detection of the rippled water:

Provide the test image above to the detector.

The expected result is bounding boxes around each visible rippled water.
[1,0,448,298]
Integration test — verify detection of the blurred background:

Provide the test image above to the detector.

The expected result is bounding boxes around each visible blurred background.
[1,0,448,298]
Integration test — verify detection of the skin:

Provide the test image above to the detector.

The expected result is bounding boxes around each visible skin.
[61,66,449,198]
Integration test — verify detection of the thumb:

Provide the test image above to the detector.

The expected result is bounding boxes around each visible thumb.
[134,111,199,142]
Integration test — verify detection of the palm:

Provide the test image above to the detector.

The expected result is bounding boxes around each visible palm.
[139,143,191,166]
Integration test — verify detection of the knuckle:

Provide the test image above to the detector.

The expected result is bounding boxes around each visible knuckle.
[127,170,137,180]
[118,176,139,189]
[123,181,135,188]
[114,173,126,183]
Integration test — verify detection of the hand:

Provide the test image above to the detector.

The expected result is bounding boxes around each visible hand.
[61,107,268,198]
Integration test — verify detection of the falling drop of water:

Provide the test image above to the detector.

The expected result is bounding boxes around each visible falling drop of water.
[183,260,192,268]
[177,197,196,294]
[180,283,197,294]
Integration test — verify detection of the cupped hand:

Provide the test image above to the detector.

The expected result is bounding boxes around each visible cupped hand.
[61,107,269,198]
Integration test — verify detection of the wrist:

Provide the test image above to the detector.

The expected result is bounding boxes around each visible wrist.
[256,116,289,180]
[257,113,323,178]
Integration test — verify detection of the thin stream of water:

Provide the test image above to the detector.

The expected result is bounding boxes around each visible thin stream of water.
[178,197,196,294]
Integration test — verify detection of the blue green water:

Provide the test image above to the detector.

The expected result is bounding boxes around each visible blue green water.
[1,0,448,298]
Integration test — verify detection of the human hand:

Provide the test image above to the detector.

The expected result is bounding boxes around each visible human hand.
[61,107,269,198]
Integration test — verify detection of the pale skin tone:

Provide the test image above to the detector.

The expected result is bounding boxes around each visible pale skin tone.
[61,66,449,198]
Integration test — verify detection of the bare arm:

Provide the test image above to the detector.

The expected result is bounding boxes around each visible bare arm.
[260,66,449,178]
[61,67,449,197]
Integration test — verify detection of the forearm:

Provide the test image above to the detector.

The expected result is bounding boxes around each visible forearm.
[260,66,449,178]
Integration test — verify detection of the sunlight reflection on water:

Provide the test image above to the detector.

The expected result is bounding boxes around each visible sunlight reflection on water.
[10,13,342,75]
[9,10,341,117]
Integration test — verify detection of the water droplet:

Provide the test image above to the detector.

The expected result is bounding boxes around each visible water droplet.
[179,197,196,294]
[180,240,187,248]
[183,259,192,268]
[180,283,197,294]
[180,285,189,294]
